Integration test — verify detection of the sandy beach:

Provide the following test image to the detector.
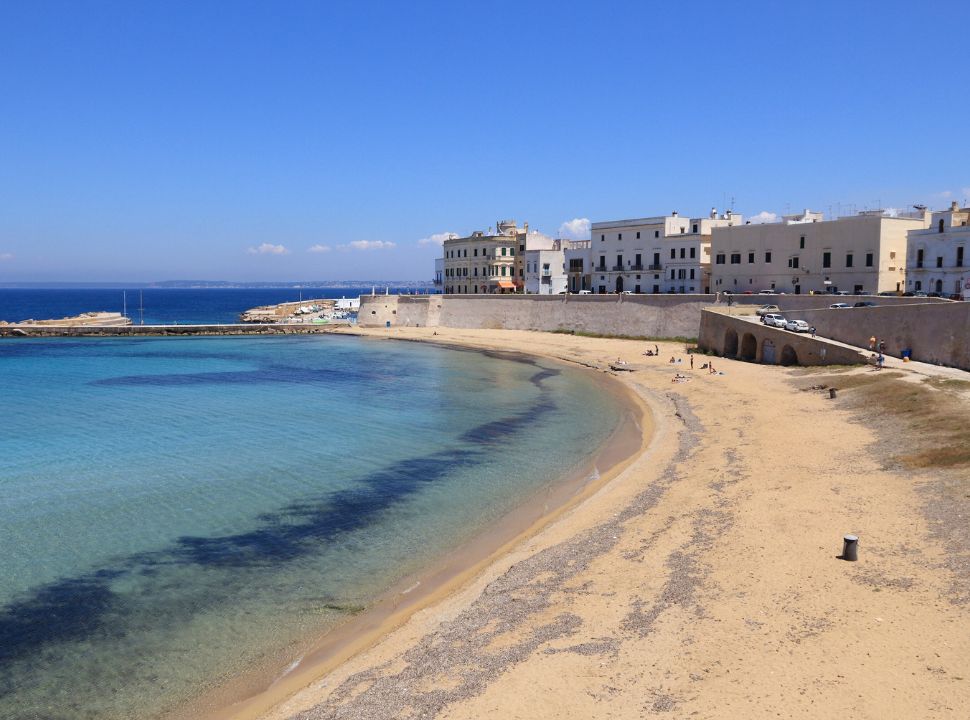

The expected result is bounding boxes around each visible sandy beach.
[232,326,969,719]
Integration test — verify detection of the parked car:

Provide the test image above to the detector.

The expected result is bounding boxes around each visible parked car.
[758,290,774,295]
[619,290,633,295]
[576,290,592,295]
[829,303,851,309]
[785,319,810,332]
[762,313,786,327]
[853,301,876,307]
[756,304,780,316]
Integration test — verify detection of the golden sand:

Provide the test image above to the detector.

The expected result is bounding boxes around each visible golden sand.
[223,327,968,720]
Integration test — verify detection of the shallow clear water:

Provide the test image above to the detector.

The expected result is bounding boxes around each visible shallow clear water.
[0,335,623,719]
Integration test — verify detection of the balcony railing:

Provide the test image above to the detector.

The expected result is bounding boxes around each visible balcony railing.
[596,265,607,272]
[647,263,663,271]
[612,264,624,271]
[630,263,643,271]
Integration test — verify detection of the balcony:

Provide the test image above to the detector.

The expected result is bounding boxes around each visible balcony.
[647,264,663,271]
[596,265,607,272]
[630,263,644,271]
[612,265,625,271]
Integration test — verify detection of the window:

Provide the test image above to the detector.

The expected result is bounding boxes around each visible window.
[730,253,741,264]
[800,235,806,249]
[680,248,685,259]
[788,256,800,269]
[689,247,696,259]
[822,251,831,268]
[748,252,755,263]
[939,219,945,233]
[501,247,507,256]
[765,251,772,263]
[958,247,964,267]
[715,254,725,264]
[670,269,675,279]
[692,223,698,233]
[509,247,514,256]
[689,269,695,279]
[916,249,924,268]
[654,230,660,238]
[636,231,640,239]
[866,252,874,267]
[670,248,676,259]
[601,234,605,241]
[618,233,622,241]
[846,253,853,267]
[599,255,606,270]
[937,256,943,268]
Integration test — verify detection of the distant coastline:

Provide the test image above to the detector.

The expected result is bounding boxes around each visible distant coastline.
[0,280,437,289]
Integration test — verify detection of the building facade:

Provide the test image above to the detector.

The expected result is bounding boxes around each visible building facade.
[524,242,568,294]
[442,220,525,295]
[589,209,740,294]
[906,202,970,298]
[710,210,928,295]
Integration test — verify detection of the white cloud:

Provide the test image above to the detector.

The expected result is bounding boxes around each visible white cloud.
[748,211,778,224]
[0,253,13,262]
[340,240,396,251]
[558,218,591,240]
[246,243,290,255]
[417,232,458,247]
[307,244,332,253]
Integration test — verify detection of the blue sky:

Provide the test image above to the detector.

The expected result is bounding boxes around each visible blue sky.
[1,0,968,282]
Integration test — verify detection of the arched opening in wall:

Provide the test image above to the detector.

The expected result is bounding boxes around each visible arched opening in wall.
[740,333,757,361]
[616,276,624,292]
[780,345,798,366]
[935,279,943,294]
[762,338,776,364]
[724,329,739,357]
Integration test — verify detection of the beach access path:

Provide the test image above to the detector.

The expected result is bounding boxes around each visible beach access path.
[252,327,969,720]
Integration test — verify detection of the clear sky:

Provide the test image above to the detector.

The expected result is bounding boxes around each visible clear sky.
[1,0,968,283]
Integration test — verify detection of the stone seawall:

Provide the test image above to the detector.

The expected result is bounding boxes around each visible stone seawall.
[359,294,716,338]
[0,323,347,338]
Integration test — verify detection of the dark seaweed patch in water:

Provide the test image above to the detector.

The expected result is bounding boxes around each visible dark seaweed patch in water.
[91,363,369,387]
[0,394,558,672]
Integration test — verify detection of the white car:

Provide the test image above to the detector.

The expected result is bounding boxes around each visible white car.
[830,303,851,309]
[785,319,810,332]
[762,313,786,328]
[576,290,592,295]
[756,304,780,316]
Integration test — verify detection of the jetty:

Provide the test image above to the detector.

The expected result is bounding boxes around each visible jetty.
[0,323,351,338]
[0,311,132,328]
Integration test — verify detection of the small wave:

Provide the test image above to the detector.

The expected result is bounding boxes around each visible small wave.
[272,654,305,686]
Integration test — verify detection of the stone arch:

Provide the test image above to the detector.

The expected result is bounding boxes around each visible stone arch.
[740,333,757,361]
[935,278,943,294]
[724,329,739,357]
[780,344,798,366]
[616,276,624,292]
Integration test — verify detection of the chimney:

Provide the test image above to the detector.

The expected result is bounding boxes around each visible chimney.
[952,201,960,212]
[710,207,717,219]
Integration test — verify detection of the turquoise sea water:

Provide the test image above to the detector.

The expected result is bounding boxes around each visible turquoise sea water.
[0,336,623,720]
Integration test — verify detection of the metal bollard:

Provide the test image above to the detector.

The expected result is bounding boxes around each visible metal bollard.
[829,388,837,399]
[842,534,858,561]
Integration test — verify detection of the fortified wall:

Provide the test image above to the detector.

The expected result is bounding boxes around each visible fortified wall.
[359,294,718,338]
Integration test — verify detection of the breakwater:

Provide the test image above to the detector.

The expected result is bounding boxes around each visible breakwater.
[0,323,349,338]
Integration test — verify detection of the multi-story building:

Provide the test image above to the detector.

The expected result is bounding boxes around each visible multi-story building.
[524,241,567,294]
[564,240,592,292]
[906,202,970,298]
[442,220,525,295]
[589,209,740,294]
[710,209,928,295]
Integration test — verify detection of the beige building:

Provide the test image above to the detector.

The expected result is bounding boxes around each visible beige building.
[589,209,740,294]
[710,209,928,295]
[906,202,970,298]
[442,220,524,295]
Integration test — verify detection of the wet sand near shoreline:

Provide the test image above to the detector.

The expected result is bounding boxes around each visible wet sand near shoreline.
[243,327,968,720]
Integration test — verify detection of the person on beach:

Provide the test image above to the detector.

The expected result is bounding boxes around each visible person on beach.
[709,362,716,374]
[655,344,659,355]
[879,340,886,353]
[669,356,676,363]
[877,353,885,369]
[810,326,816,338]
[690,355,694,370]
[869,335,876,350]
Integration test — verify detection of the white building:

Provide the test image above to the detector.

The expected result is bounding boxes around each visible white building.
[906,202,970,298]
[433,257,443,289]
[710,209,928,295]
[524,242,567,294]
[589,209,740,294]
